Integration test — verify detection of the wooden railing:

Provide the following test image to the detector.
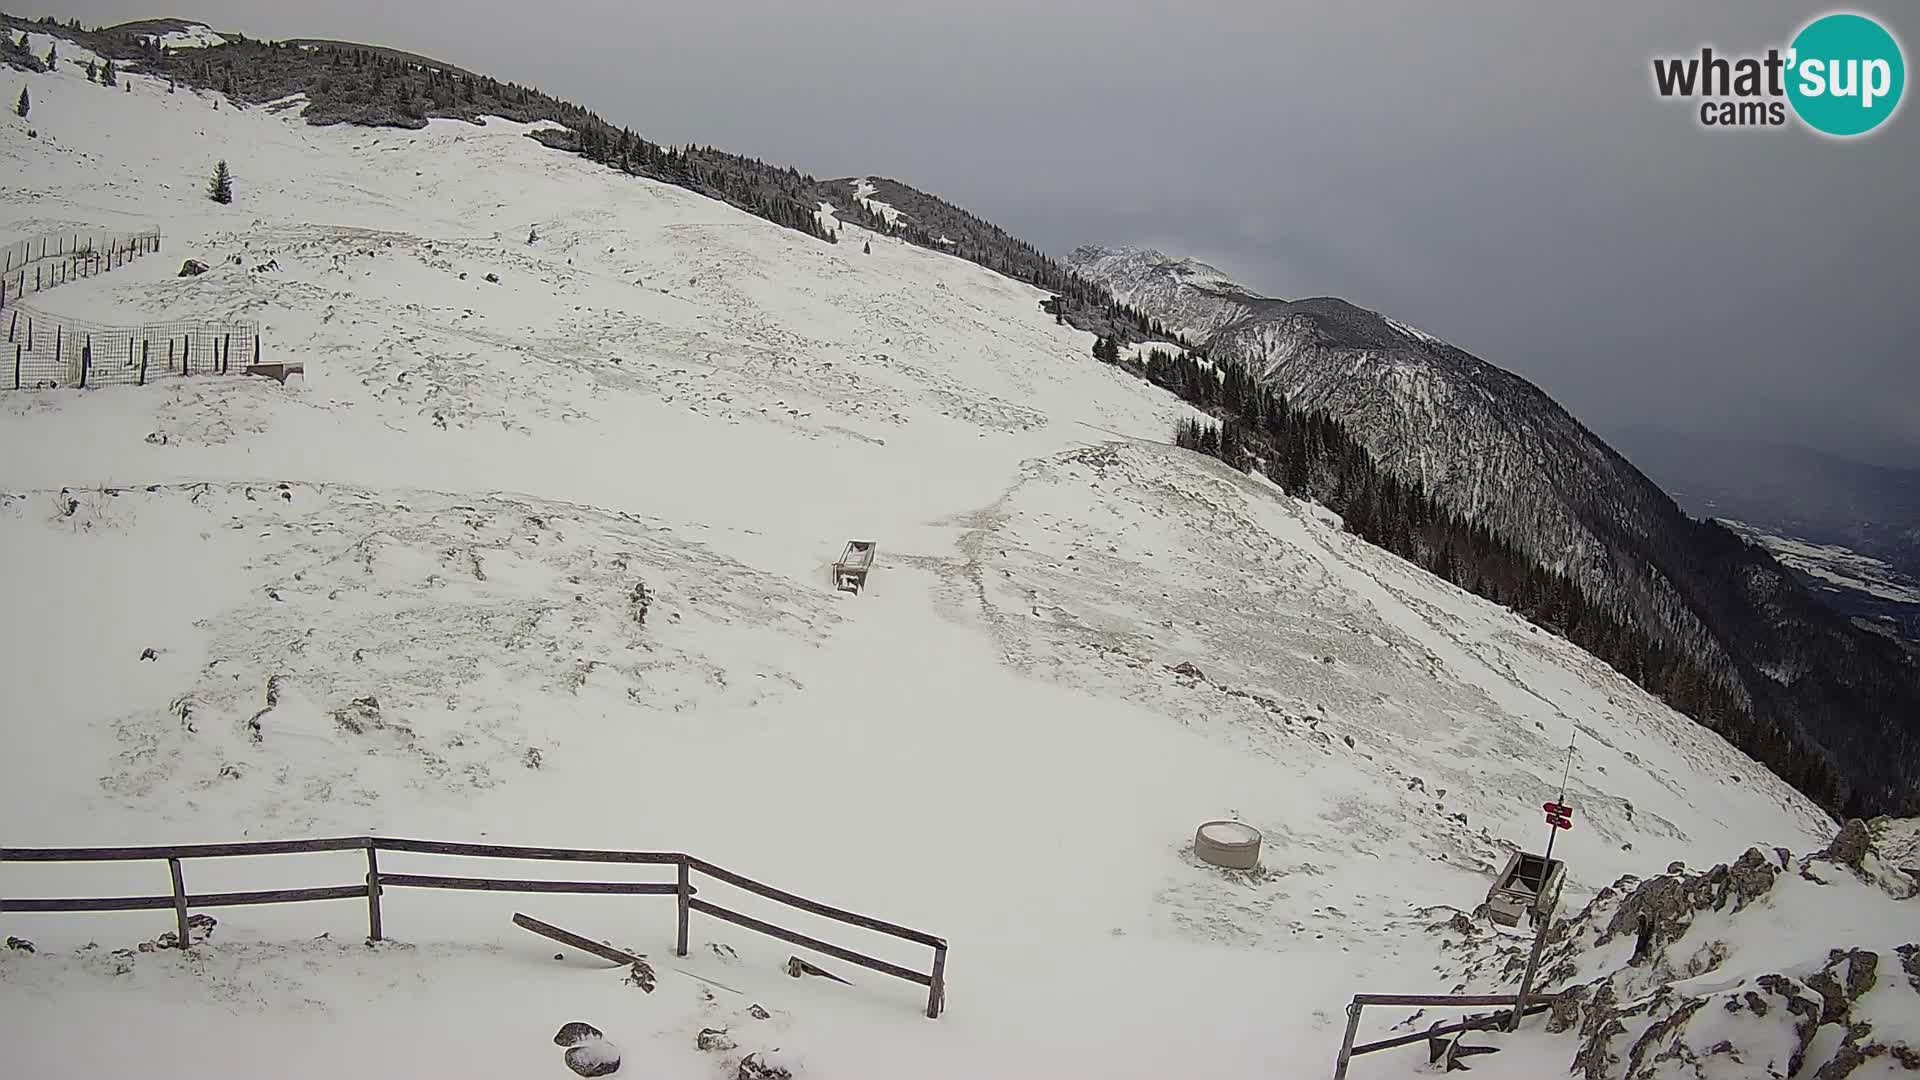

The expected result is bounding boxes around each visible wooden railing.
[1331,992,1559,1078]
[1,836,947,1018]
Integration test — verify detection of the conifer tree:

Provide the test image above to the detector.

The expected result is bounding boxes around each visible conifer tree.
[208,159,233,204]
[45,41,56,68]
[86,59,97,82]
[14,85,27,118]
[101,58,116,86]
[863,240,871,254]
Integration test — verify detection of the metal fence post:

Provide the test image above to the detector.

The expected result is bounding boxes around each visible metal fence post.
[167,858,191,950]
[365,842,384,941]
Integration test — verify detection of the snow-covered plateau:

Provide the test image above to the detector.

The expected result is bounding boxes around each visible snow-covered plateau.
[1,40,1910,1079]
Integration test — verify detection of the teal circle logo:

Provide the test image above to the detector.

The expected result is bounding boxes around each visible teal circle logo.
[1787,12,1905,136]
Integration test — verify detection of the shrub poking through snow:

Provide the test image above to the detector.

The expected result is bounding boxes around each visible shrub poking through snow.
[14,86,26,117]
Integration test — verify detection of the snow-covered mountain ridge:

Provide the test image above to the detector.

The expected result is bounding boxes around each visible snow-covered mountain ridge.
[0,20,1899,1079]
[1066,244,1920,819]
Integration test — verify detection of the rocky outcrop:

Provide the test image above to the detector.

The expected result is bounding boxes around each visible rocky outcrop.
[1444,820,1919,1079]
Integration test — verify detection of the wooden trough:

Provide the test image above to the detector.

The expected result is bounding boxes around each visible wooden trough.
[833,540,877,594]
[243,360,304,385]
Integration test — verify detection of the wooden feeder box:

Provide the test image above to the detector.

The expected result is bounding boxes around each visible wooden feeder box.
[1486,851,1565,929]
[833,541,877,594]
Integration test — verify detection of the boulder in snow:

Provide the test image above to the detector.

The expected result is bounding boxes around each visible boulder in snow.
[564,1039,621,1077]
[735,1053,793,1080]
[553,1022,603,1047]
[178,259,209,277]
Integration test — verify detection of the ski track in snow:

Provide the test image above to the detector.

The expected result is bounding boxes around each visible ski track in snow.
[0,51,1850,1079]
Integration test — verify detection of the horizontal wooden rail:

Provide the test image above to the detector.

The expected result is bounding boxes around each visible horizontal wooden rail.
[1348,1002,1551,1057]
[379,873,683,896]
[689,897,932,986]
[1,837,369,862]
[687,856,945,948]
[1351,993,1548,1007]
[375,838,683,864]
[3,885,367,913]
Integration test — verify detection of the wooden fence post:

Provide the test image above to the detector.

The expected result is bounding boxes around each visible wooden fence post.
[80,338,90,389]
[167,858,191,950]
[53,324,61,370]
[253,336,260,367]
[139,339,148,386]
[12,343,19,391]
[365,842,384,942]
[168,338,175,374]
[223,333,232,374]
[1331,1001,1363,1080]
[676,857,690,958]
[7,310,14,343]
[926,944,947,1019]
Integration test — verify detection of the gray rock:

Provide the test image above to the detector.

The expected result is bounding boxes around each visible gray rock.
[623,959,656,993]
[565,1040,621,1077]
[553,1022,603,1047]
[1818,819,1873,871]
[178,259,209,277]
[736,1054,792,1080]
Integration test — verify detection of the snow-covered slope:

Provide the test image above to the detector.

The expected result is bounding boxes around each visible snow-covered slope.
[1064,245,1722,664]
[1065,245,1920,819]
[0,46,1872,1080]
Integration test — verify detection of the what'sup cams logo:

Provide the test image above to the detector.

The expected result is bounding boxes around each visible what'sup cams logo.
[1653,11,1905,136]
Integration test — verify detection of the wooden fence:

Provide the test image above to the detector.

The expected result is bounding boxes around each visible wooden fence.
[0,228,163,311]
[0,836,947,1018]
[1330,992,1559,1078]
[4,306,263,390]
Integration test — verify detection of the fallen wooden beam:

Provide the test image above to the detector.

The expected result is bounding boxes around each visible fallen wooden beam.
[788,955,852,985]
[513,912,645,966]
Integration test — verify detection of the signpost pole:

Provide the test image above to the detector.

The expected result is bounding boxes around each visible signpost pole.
[1511,736,1576,1031]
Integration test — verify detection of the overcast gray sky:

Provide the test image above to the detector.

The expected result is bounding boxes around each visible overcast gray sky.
[35,0,1920,466]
